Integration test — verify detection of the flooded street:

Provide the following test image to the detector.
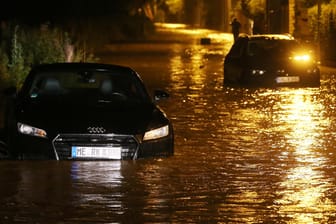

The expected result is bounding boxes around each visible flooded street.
[2,26,336,223]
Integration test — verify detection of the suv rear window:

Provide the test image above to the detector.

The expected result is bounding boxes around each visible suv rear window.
[247,39,299,57]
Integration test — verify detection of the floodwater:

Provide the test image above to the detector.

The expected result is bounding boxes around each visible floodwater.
[2,26,336,223]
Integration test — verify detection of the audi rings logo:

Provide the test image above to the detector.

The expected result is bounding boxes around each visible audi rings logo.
[87,127,106,134]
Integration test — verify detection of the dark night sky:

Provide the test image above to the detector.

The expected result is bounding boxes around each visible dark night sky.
[1,0,133,19]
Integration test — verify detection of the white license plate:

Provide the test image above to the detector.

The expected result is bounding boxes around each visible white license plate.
[71,146,122,159]
[276,76,300,83]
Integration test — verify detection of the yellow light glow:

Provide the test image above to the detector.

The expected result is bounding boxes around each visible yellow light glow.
[293,54,311,62]
[155,22,187,29]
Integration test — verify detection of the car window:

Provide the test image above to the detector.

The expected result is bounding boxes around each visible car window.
[247,39,299,57]
[227,38,246,58]
[27,71,149,103]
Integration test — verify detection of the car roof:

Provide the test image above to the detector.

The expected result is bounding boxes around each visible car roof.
[239,34,295,41]
[30,62,135,74]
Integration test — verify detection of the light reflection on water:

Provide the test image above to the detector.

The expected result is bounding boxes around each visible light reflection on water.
[159,39,336,221]
[121,39,336,221]
[268,89,335,223]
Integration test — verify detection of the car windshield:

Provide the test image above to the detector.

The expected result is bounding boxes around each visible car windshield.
[247,39,299,57]
[25,70,149,104]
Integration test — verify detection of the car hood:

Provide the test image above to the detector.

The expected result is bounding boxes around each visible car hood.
[17,100,167,136]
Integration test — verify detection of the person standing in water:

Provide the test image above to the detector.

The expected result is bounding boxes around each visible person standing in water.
[231,18,241,42]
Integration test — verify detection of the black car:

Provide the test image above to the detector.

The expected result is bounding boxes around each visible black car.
[3,63,174,160]
[224,34,320,87]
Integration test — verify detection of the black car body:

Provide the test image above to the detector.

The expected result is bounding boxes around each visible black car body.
[4,63,174,160]
[224,34,320,87]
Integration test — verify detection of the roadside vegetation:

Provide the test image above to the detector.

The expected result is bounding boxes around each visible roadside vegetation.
[0,22,97,89]
[307,0,336,61]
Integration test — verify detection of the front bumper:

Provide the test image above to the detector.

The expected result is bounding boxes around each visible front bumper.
[9,132,173,160]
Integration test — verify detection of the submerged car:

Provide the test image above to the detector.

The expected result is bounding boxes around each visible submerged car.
[3,63,174,160]
[224,34,320,87]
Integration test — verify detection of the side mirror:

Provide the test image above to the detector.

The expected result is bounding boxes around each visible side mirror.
[154,90,169,101]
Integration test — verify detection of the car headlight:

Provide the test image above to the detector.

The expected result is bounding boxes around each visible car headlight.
[143,125,169,141]
[17,122,47,138]
[291,54,311,62]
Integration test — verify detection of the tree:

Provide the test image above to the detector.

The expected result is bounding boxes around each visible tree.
[153,0,184,22]
[306,0,336,60]
[239,0,265,33]
[240,0,265,19]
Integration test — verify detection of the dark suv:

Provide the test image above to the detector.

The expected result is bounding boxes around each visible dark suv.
[224,34,320,87]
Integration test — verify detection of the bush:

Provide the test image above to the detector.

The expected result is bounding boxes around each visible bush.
[0,22,97,88]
